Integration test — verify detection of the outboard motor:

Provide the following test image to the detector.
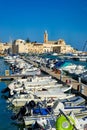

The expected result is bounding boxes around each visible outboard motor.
[25,100,36,116]
[32,121,45,130]
[11,105,26,120]
[29,100,36,108]
[11,100,36,120]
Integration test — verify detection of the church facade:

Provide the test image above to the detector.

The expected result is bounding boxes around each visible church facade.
[0,31,76,54]
[43,30,75,54]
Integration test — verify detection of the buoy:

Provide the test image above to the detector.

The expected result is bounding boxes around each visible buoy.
[56,115,75,130]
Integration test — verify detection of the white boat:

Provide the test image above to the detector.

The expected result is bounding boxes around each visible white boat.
[4,55,20,64]
[61,63,77,71]
[64,65,85,75]
[4,55,13,61]
[23,112,87,130]
[9,83,63,96]
[9,92,45,107]
[52,53,58,56]
[56,110,87,130]
[22,100,87,129]
[10,91,73,107]
[11,66,41,76]
[7,76,58,95]
[8,85,74,107]
[15,62,33,70]
[61,95,86,106]
[17,99,87,130]
[24,114,56,129]
[79,56,87,61]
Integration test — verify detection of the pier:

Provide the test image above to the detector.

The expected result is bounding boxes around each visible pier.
[0,56,87,99]
[0,75,32,81]
[23,57,87,98]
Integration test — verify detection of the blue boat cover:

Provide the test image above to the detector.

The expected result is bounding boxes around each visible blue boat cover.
[33,107,52,115]
[54,61,65,69]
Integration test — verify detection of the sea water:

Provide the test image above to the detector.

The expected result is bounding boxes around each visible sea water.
[0,58,22,130]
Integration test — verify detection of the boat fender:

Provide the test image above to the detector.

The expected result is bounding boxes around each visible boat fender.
[56,115,75,130]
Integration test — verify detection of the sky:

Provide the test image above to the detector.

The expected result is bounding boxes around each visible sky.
[0,0,87,50]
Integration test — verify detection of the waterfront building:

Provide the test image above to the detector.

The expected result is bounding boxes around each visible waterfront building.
[0,42,3,54]
[43,30,75,54]
[12,39,43,54]
[28,35,76,54]
[27,42,43,54]
[12,39,28,54]
[0,42,12,54]
[0,31,77,55]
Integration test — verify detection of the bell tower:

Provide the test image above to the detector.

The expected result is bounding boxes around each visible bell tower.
[44,30,48,43]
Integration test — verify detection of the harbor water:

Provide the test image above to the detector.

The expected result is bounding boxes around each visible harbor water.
[0,58,23,130]
[0,55,87,130]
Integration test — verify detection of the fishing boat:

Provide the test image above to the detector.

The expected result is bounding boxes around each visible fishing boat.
[23,111,87,130]
[56,109,87,130]
[11,96,87,124]
[23,109,87,130]
[61,95,86,106]
[8,85,73,107]
[80,71,87,84]
[79,56,87,61]
[10,99,87,130]
[8,83,63,98]
[2,76,57,96]
[11,66,41,76]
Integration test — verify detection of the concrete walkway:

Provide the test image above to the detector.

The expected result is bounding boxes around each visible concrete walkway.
[23,57,87,96]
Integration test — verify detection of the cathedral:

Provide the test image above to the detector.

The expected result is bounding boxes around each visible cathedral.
[43,30,75,53]
[0,31,76,54]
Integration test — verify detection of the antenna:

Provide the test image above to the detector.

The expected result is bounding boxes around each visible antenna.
[9,36,13,44]
[82,41,87,52]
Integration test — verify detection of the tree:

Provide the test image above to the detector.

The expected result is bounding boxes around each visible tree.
[26,38,30,43]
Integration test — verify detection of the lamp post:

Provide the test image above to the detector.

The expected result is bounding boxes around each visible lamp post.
[78,76,84,94]
[60,70,63,81]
